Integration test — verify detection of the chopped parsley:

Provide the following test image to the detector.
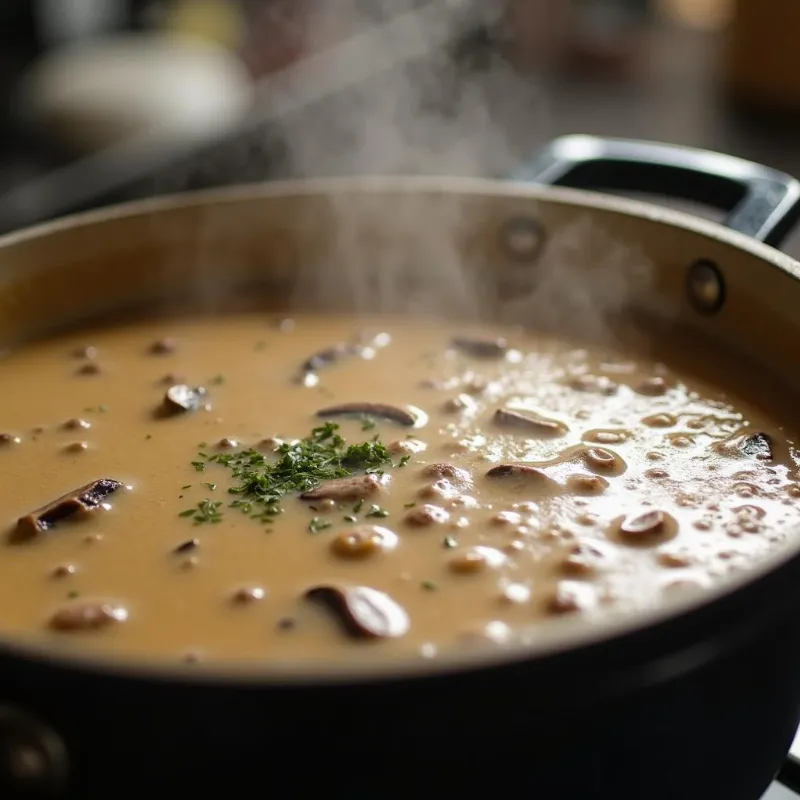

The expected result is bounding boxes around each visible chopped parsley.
[180,499,224,525]
[421,580,438,591]
[209,374,226,385]
[443,536,458,549]
[397,454,411,467]
[404,501,417,508]
[308,517,333,534]
[366,504,389,518]
[202,482,217,491]
[182,423,393,527]
[360,415,377,431]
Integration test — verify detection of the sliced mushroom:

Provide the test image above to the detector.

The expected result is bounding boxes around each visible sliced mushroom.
[486,464,562,494]
[618,509,678,545]
[304,584,410,639]
[300,473,389,502]
[316,402,417,426]
[48,599,128,632]
[741,432,773,460]
[565,473,609,495]
[149,337,176,355]
[567,374,618,395]
[404,504,450,526]
[162,384,207,414]
[13,478,123,543]
[230,586,267,604]
[295,344,361,384]
[420,463,472,487]
[635,376,669,396]
[493,408,567,437]
[451,336,508,358]
[582,447,627,475]
[621,509,665,536]
[713,431,774,461]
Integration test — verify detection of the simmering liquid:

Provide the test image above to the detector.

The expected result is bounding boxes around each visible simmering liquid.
[0,312,798,666]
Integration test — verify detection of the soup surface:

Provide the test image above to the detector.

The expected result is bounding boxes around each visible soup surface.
[0,311,798,667]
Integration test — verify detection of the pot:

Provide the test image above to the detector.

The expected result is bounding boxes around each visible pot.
[1,135,800,800]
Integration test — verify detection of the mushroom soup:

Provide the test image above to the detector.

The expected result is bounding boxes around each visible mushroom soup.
[0,311,798,665]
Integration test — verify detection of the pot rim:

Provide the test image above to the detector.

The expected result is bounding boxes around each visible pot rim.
[1,175,799,686]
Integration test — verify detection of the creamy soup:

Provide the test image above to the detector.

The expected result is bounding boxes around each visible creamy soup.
[0,311,798,666]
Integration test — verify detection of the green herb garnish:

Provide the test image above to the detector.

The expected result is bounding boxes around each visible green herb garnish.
[308,517,333,534]
[210,374,225,385]
[343,515,357,523]
[366,504,389,518]
[443,536,458,549]
[184,423,392,526]
[179,509,196,518]
[397,455,411,467]
[202,482,217,491]
[193,499,223,525]
[421,580,438,591]
[360,415,376,431]
[404,501,417,508]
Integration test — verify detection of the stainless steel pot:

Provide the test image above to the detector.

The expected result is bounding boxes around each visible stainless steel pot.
[1,135,800,800]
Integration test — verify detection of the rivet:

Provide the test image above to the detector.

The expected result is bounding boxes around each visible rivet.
[686,259,725,315]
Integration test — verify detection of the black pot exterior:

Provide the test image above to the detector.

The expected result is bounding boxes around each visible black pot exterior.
[3,547,800,800]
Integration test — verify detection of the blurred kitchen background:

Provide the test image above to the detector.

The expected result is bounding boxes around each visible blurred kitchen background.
[0,0,799,254]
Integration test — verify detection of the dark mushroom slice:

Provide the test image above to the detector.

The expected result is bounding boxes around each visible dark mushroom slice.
[48,599,128,632]
[149,337,176,355]
[13,478,124,543]
[713,431,774,461]
[300,474,389,502]
[316,402,417,427]
[304,584,410,639]
[493,408,568,437]
[485,464,562,493]
[741,432,773,460]
[295,343,362,385]
[451,336,508,358]
[162,384,207,414]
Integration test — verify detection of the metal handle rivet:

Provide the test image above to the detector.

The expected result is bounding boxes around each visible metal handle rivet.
[686,259,725,315]
[0,705,68,798]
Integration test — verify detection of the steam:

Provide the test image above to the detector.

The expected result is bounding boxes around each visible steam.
[158,0,656,343]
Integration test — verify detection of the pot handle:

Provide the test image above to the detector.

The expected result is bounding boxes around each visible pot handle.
[514,134,800,248]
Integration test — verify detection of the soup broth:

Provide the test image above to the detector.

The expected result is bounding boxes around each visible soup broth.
[0,311,798,666]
